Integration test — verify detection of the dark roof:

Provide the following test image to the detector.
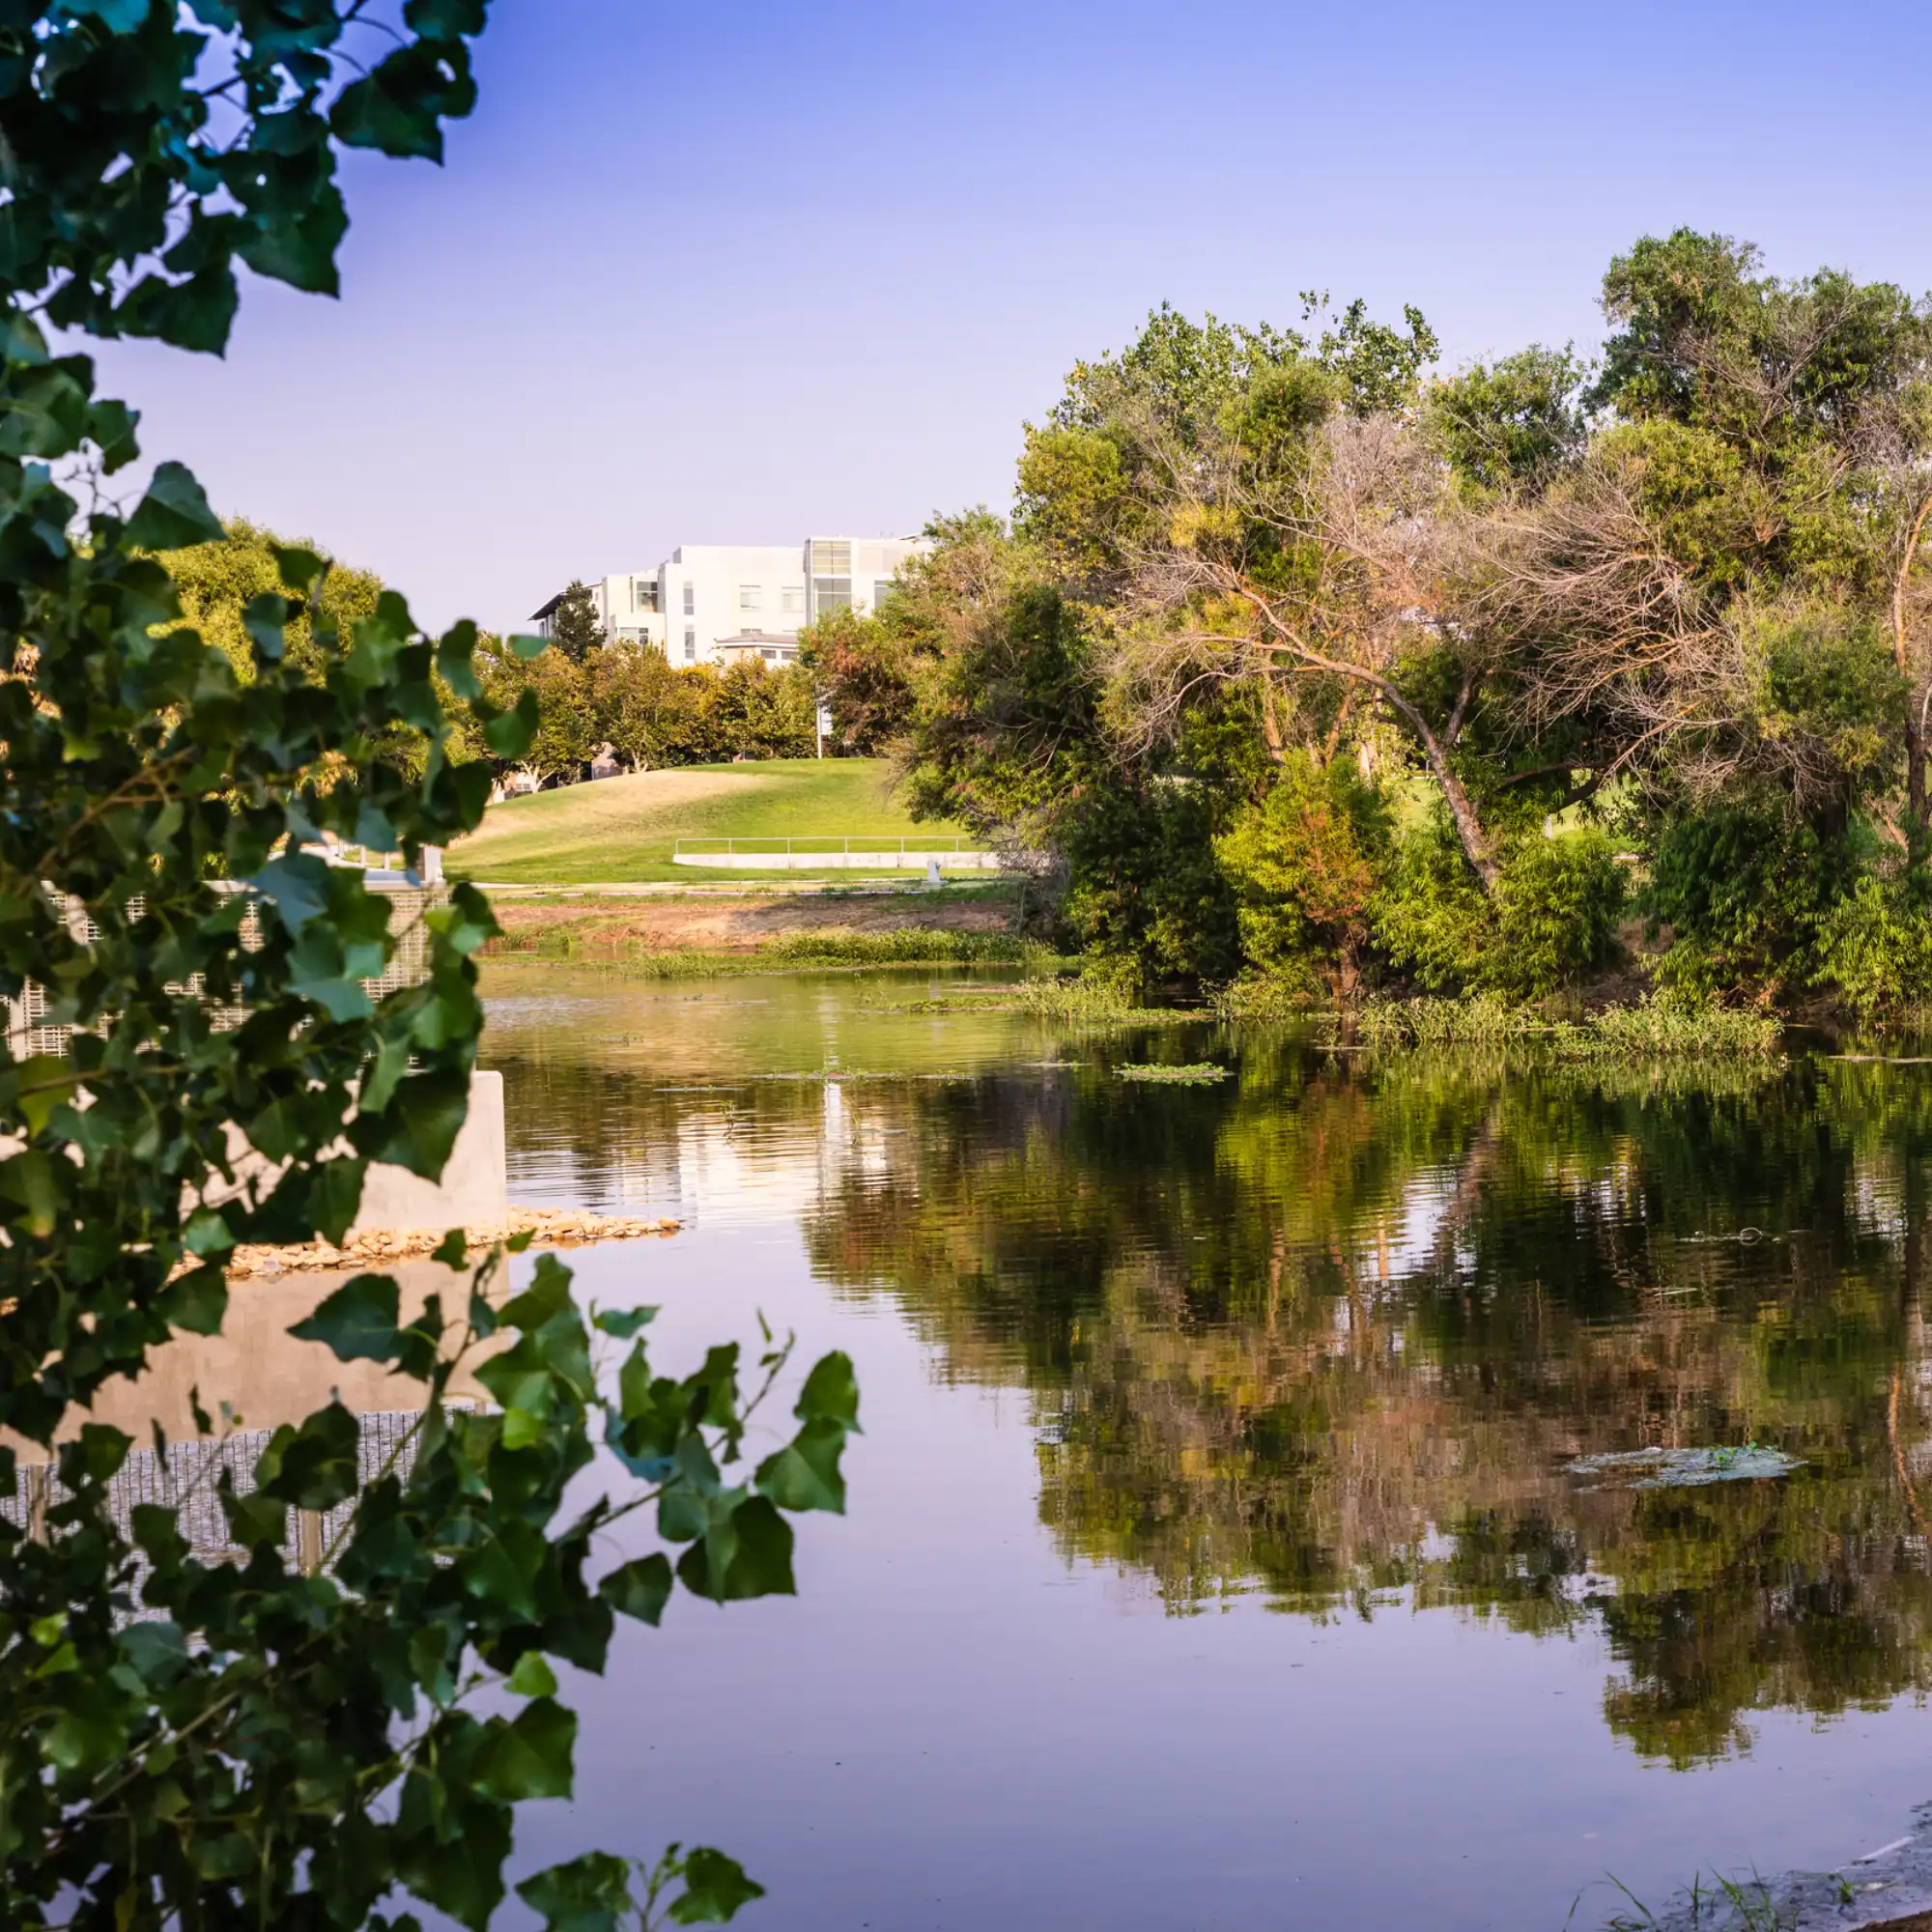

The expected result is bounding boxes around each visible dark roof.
[527,590,565,622]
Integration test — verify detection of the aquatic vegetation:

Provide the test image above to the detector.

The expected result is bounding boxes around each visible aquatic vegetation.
[1208,973,1324,1024]
[1114,1063,1232,1085]
[1341,995,1783,1060]
[1592,1866,1792,1931]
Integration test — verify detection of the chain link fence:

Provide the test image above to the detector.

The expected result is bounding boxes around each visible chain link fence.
[1,1408,467,1612]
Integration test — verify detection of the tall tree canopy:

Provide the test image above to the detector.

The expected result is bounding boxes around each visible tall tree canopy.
[833,238,1932,1009]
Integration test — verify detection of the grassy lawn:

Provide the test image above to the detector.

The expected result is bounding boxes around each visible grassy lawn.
[447,758,970,885]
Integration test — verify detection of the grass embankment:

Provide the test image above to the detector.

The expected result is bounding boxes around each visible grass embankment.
[450,758,972,886]
[1343,994,1783,1058]
[483,887,1047,978]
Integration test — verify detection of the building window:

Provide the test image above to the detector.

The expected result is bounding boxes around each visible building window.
[809,540,851,576]
[873,579,895,608]
[739,584,762,611]
[684,627,696,662]
[811,577,852,616]
[682,583,695,616]
[634,577,659,612]
[781,585,805,615]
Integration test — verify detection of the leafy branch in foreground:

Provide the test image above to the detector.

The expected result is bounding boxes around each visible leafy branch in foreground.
[0,3,856,1925]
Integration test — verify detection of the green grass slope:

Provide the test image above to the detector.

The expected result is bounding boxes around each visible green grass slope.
[448,758,966,885]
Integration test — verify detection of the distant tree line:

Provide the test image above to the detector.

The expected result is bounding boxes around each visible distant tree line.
[802,242,1932,1017]
[153,533,824,789]
[456,642,818,787]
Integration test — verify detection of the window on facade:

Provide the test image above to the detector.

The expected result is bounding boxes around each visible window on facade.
[781,585,805,614]
[812,578,852,615]
[739,584,762,611]
[634,578,659,612]
[682,584,695,616]
[809,540,852,577]
[873,579,895,608]
[684,627,696,662]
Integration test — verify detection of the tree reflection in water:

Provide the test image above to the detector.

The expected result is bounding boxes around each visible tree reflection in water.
[485,977,1932,1771]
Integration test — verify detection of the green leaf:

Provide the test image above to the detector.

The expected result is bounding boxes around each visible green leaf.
[289,1273,401,1361]
[116,1620,187,1689]
[669,1849,765,1924]
[310,1156,368,1246]
[437,618,482,699]
[255,1402,362,1510]
[248,851,333,935]
[598,1553,672,1627]
[406,0,488,32]
[483,686,539,757]
[59,1424,131,1487]
[125,461,225,549]
[475,1697,576,1803]
[157,1264,229,1337]
[382,1068,470,1179]
[754,1416,849,1515]
[85,396,139,471]
[593,1305,657,1340]
[516,1852,634,1932]
[508,632,550,659]
[676,1495,796,1604]
[1,1150,59,1238]
[796,1350,862,1430]
[500,1406,546,1450]
[432,1227,469,1268]
[272,543,326,593]
[12,1054,75,1136]
[506,1651,558,1697]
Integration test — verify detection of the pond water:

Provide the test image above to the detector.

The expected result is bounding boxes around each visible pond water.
[478,963,1932,1931]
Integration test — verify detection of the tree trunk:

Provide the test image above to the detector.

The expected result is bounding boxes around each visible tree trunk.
[1260,677,1285,764]
[1910,701,1927,837]
[1892,489,1932,842]
[1408,713,1499,893]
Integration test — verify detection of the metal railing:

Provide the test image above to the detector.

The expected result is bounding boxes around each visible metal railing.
[673,836,973,856]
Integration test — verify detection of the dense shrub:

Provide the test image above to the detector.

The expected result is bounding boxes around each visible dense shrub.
[1217,752,1393,997]
[1814,871,1932,1018]
[1645,801,1863,998]
[1371,814,1494,993]
[1490,829,1628,997]
[1063,781,1243,994]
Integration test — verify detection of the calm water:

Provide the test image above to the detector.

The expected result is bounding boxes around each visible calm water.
[479,963,1932,1930]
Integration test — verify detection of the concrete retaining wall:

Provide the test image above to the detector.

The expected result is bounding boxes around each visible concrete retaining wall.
[350,1069,507,1236]
[672,850,1005,870]
[194,1070,509,1238]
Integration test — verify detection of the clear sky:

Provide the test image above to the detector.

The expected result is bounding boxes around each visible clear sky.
[89,0,1932,635]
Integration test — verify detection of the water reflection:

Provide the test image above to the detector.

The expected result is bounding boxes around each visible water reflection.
[483,968,1932,1771]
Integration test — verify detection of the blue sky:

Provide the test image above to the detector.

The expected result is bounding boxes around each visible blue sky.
[90,0,1932,633]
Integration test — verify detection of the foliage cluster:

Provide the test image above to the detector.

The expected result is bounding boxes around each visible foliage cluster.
[0,5,850,1928]
[465,641,820,785]
[807,234,1932,1022]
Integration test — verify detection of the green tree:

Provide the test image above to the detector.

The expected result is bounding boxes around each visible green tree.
[0,7,853,1928]
[1216,751,1394,999]
[482,640,597,787]
[1423,346,1589,497]
[798,606,916,753]
[158,518,386,683]
[547,580,608,663]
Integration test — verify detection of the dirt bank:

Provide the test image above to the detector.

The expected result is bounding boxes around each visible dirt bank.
[486,889,1020,955]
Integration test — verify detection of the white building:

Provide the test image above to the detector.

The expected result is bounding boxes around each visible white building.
[529,535,930,668]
